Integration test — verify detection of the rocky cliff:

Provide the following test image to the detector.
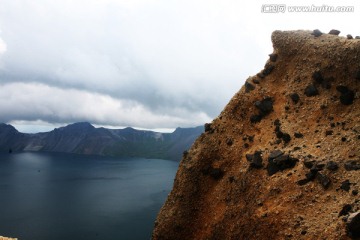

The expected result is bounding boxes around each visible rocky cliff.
[152,30,360,239]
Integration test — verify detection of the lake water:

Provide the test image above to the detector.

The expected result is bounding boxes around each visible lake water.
[0,152,178,240]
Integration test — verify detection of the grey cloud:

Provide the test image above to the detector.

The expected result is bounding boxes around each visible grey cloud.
[0,1,258,128]
[3,1,356,129]
[0,82,211,128]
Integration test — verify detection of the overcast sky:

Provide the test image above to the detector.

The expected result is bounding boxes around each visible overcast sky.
[0,0,359,132]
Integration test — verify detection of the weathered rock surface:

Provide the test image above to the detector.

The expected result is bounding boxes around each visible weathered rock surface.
[153,30,360,239]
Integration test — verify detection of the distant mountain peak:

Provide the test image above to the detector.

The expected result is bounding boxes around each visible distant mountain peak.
[0,123,19,133]
[69,122,94,127]
[123,126,136,131]
[60,122,95,131]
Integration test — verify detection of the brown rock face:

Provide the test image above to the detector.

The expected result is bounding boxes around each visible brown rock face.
[152,30,360,239]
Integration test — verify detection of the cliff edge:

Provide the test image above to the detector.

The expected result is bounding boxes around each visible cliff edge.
[152,30,360,239]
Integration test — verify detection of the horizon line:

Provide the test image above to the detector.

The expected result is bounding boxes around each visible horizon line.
[4,121,203,134]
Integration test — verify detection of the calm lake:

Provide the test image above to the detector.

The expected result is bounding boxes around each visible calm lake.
[0,152,178,240]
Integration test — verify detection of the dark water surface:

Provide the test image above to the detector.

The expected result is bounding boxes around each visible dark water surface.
[0,152,178,240]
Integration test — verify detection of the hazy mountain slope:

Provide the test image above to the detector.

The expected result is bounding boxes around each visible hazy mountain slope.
[0,124,27,152]
[0,122,203,160]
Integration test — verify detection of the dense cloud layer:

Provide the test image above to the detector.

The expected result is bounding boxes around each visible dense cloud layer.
[0,82,210,128]
[0,0,358,131]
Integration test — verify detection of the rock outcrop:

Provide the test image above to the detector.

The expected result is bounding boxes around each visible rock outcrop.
[153,30,360,239]
[0,237,17,240]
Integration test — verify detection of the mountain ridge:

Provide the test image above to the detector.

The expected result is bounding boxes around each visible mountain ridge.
[0,122,203,160]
